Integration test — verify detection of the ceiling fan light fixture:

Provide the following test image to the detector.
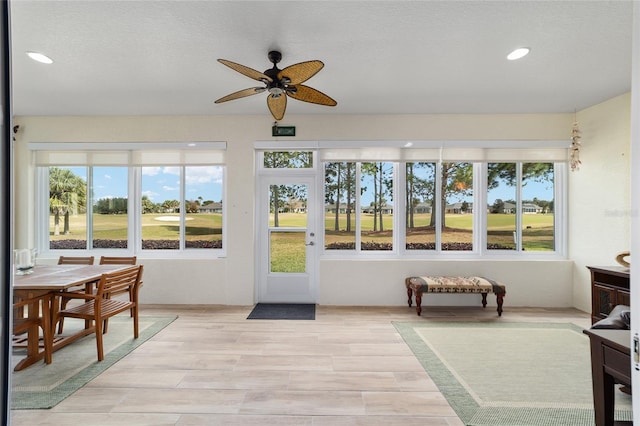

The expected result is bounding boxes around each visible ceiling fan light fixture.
[507,47,530,61]
[215,50,337,121]
[26,51,53,64]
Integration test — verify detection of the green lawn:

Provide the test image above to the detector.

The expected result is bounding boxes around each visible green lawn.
[50,213,223,241]
[51,211,554,256]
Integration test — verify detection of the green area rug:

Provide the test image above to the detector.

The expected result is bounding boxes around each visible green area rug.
[393,321,633,426]
[11,315,177,409]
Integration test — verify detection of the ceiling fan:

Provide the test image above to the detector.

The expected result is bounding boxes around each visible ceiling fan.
[214,50,337,121]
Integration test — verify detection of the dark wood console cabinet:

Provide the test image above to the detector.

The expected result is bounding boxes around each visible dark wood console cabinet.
[583,329,632,426]
[588,266,630,324]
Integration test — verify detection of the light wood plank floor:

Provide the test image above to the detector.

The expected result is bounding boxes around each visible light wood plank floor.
[11,304,592,426]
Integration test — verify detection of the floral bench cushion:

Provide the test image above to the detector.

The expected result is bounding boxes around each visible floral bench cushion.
[406,276,506,294]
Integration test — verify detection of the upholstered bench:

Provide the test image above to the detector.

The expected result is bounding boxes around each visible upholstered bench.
[405,276,506,316]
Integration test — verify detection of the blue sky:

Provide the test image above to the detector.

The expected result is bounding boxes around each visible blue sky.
[69,166,223,204]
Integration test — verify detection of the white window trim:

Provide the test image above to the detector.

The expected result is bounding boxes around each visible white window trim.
[32,142,227,260]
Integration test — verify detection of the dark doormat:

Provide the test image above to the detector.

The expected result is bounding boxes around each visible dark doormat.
[247,303,316,320]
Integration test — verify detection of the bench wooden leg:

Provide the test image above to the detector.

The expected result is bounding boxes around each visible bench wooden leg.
[481,292,488,308]
[405,278,414,307]
[496,292,505,316]
[415,292,422,316]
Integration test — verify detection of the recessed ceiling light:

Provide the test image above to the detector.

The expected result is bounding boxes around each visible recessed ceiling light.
[507,47,530,61]
[26,51,53,64]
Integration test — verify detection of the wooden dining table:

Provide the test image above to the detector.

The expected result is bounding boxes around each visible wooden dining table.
[12,263,133,371]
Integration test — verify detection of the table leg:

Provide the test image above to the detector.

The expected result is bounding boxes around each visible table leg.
[13,293,53,371]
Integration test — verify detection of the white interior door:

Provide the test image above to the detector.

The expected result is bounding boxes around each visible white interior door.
[256,176,317,303]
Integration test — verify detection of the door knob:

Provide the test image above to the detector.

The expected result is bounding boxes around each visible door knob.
[306,241,315,246]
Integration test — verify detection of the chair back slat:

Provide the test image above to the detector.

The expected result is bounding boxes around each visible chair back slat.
[99,256,136,265]
[95,265,143,299]
[58,256,94,265]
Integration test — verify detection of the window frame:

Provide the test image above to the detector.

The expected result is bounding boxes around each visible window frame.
[320,154,566,259]
[33,142,226,259]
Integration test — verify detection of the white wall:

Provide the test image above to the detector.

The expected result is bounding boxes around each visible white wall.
[569,93,631,313]
[12,110,627,308]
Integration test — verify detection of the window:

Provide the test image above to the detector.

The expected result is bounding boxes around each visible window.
[49,166,88,249]
[263,151,313,168]
[324,162,356,250]
[442,162,473,251]
[521,163,554,251]
[34,143,226,256]
[92,167,128,249]
[140,166,224,250]
[405,162,436,250]
[321,141,565,257]
[487,162,555,252]
[361,162,393,251]
[323,161,395,252]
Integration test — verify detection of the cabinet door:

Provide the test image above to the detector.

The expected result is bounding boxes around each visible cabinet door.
[593,284,616,319]
[616,289,631,307]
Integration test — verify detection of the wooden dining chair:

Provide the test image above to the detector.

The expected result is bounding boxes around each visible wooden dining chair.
[58,256,95,265]
[56,255,95,334]
[98,256,140,325]
[55,265,143,361]
[13,294,53,368]
[99,256,136,265]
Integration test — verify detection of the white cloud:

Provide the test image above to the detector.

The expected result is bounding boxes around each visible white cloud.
[142,167,162,176]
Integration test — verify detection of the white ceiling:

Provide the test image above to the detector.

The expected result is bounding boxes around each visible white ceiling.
[9,0,634,118]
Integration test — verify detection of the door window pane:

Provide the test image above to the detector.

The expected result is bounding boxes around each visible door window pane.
[270,230,306,272]
[49,166,88,250]
[487,163,516,250]
[185,166,224,249]
[269,184,308,272]
[141,167,180,249]
[406,162,436,250]
[522,163,554,251]
[361,162,393,251]
[324,162,356,250]
[263,151,313,168]
[442,162,473,251]
[92,167,128,249]
[269,184,307,227]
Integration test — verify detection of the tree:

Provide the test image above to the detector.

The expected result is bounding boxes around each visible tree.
[161,199,180,213]
[94,197,127,214]
[141,195,156,214]
[405,162,435,229]
[49,167,86,235]
[361,162,393,232]
[433,162,473,229]
[325,162,356,232]
[491,198,505,214]
[270,184,307,227]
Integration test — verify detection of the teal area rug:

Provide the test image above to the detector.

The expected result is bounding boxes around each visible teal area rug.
[11,315,177,409]
[393,321,633,426]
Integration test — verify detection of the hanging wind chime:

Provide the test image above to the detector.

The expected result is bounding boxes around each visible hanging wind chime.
[570,114,582,171]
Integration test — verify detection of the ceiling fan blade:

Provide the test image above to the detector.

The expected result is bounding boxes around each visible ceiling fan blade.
[287,85,337,106]
[267,94,287,121]
[214,87,266,104]
[278,60,324,85]
[217,59,273,83]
